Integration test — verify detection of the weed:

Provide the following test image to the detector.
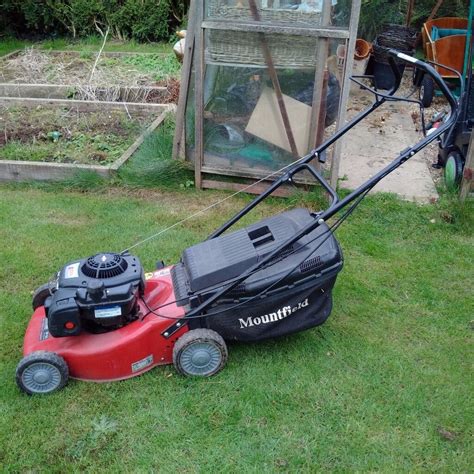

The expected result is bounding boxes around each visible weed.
[0,106,154,165]
[79,50,94,60]
[121,53,181,82]
[65,416,118,461]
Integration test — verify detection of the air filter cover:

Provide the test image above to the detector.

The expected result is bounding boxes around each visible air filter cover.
[82,253,128,279]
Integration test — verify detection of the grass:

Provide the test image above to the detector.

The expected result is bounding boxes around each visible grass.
[0,36,171,57]
[121,53,181,82]
[0,38,33,56]
[41,36,172,54]
[0,32,472,472]
[118,117,194,188]
[0,176,472,471]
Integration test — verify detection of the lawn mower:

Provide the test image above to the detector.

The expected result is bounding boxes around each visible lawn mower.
[16,51,458,395]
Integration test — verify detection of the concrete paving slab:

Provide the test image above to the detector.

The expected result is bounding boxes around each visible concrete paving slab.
[338,97,438,203]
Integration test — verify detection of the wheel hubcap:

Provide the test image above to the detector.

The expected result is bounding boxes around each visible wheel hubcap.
[445,156,458,190]
[181,342,221,376]
[22,362,61,393]
[191,350,212,367]
[33,370,50,384]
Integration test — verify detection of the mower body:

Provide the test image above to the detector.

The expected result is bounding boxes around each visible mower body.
[23,269,187,381]
[21,209,343,384]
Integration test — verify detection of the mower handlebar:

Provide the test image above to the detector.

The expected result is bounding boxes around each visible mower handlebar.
[387,49,458,115]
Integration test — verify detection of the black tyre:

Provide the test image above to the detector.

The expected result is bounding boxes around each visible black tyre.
[16,351,69,395]
[444,151,464,191]
[173,329,228,377]
[419,75,434,107]
[32,283,52,310]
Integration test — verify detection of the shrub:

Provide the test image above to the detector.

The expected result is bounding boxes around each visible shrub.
[0,0,189,42]
[354,0,469,41]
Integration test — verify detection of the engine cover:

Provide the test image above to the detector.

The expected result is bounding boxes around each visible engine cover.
[45,253,145,337]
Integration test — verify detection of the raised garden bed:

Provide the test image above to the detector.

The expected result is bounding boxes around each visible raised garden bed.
[0,48,180,103]
[0,98,173,181]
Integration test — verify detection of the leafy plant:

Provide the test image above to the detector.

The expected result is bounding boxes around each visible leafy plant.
[336,0,469,41]
[122,53,181,82]
[0,0,186,42]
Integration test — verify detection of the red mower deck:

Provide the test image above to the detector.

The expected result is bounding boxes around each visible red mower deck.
[23,269,186,382]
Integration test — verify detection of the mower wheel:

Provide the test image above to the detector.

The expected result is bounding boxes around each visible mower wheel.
[419,75,434,108]
[16,351,69,395]
[444,151,464,191]
[32,283,51,310]
[173,329,228,377]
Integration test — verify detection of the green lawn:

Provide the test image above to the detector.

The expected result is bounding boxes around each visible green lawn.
[0,180,472,471]
[0,36,171,57]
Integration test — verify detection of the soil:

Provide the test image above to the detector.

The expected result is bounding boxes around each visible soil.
[0,104,156,165]
[0,49,180,103]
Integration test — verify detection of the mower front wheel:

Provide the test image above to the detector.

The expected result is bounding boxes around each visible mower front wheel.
[32,283,51,310]
[16,351,69,395]
[173,329,228,377]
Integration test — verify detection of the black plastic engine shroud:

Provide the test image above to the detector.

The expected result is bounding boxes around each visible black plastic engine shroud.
[45,253,145,337]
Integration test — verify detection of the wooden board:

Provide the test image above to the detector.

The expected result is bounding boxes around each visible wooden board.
[0,161,112,182]
[460,131,474,202]
[0,83,167,101]
[202,21,350,39]
[0,97,170,113]
[110,109,170,170]
[172,1,197,160]
[330,0,362,188]
[202,179,296,197]
[245,87,312,156]
[194,0,205,189]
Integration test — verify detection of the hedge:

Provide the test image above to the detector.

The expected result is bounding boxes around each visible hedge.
[0,1,469,43]
[0,0,190,42]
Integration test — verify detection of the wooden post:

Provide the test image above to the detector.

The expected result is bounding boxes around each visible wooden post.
[315,70,329,148]
[308,0,332,169]
[172,0,197,160]
[329,0,362,189]
[248,0,299,158]
[194,0,205,189]
[427,0,445,23]
[406,0,415,27]
[460,131,474,201]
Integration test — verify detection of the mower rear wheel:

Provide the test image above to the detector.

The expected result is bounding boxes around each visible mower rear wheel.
[173,329,228,377]
[16,351,69,395]
[444,151,464,191]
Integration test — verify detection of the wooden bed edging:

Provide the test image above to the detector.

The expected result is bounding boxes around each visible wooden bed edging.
[0,105,173,182]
